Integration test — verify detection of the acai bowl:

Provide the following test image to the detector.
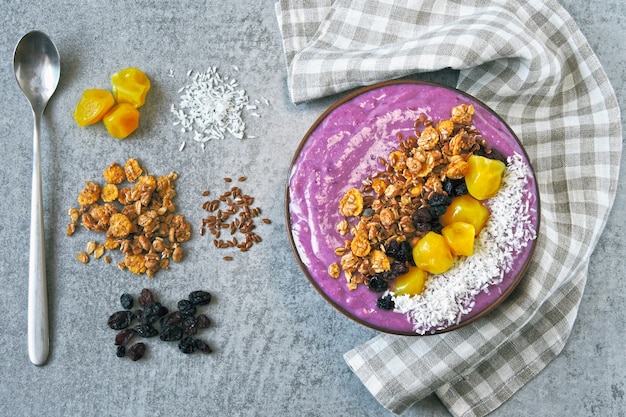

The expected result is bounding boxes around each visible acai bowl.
[286,80,539,335]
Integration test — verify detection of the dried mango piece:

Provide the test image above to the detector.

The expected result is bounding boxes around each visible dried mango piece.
[103,103,140,139]
[108,213,133,238]
[111,68,151,108]
[103,163,126,184]
[339,188,364,217]
[77,181,101,207]
[73,89,115,127]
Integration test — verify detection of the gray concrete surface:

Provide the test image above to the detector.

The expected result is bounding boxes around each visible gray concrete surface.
[0,1,623,416]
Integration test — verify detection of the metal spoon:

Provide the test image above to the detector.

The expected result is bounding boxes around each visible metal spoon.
[13,30,60,366]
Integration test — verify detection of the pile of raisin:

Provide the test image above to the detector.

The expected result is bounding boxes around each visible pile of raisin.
[107,288,214,361]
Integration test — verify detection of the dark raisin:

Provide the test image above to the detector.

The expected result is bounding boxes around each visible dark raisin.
[134,324,159,338]
[116,345,126,358]
[142,302,168,324]
[128,342,146,361]
[384,240,400,258]
[115,328,136,346]
[182,316,198,336]
[138,288,154,307]
[160,311,183,328]
[195,314,211,329]
[377,294,395,310]
[160,325,183,342]
[414,222,432,233]
[367,276,388,292]
[107,311,134,330]
[178,336,196,354]
[194,339,212,354]
[120,293,134,310]
[177,299,197,317]
[412,207,433,225]
[188,290,212,306]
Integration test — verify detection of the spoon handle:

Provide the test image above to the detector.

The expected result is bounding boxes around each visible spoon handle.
[28,111,49,366]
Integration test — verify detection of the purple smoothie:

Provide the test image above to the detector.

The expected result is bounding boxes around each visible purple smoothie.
[287,81,539,335]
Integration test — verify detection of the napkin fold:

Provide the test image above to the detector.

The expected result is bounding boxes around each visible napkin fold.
[275,1,622,416]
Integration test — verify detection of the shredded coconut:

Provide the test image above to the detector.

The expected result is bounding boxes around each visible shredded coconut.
[392,153,537,334]
[171,67,255,145]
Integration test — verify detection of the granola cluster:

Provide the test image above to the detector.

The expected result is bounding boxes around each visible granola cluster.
[68,158,191,277]
[330,104,489,290]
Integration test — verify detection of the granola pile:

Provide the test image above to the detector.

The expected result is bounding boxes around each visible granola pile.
[68,158,191,277]
[329,104,495,290]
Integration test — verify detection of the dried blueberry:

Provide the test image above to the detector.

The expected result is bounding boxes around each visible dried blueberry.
[120,293,134,310]
[116,345,126,358]
[114,328,136,346]
[429,194,452,207]
[177,299,197,317]
[428,204,449,218]
[380,261,409,281]
[160,325,183,342]
[128,342,146,361]
[367,276,388,292]
[188,290,212,306]
[377,295,395,310]
[179,336,196,354]
[142,302,168,325]
[394,241,414,265]
[454,181,468,197]
[134,324,159,338]
[107,310,134,330]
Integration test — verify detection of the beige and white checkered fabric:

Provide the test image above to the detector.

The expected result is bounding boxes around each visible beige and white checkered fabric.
[276,0,622,415]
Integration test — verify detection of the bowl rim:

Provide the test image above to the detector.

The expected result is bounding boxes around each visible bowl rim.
[284,79,541,335]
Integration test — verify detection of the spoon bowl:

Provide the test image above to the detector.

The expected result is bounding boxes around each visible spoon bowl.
[13,30,60,366]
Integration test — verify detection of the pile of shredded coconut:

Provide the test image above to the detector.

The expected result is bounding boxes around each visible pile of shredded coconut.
[170,67,268,151]
[392,153,537,334]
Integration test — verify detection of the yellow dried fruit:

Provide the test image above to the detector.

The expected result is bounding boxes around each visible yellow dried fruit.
[101,184,119,203]
[103,163,126,184]
[73,89,115,127]
[108,213,133,238]
[103,103,140,139]
[77,181,101,207]
[339,188,364,217]
[124,158,143,182]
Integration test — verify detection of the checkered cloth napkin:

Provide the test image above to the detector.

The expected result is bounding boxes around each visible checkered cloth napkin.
[276,0,622,416]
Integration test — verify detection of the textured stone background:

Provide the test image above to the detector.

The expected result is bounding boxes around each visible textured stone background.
[0,1,623,416]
